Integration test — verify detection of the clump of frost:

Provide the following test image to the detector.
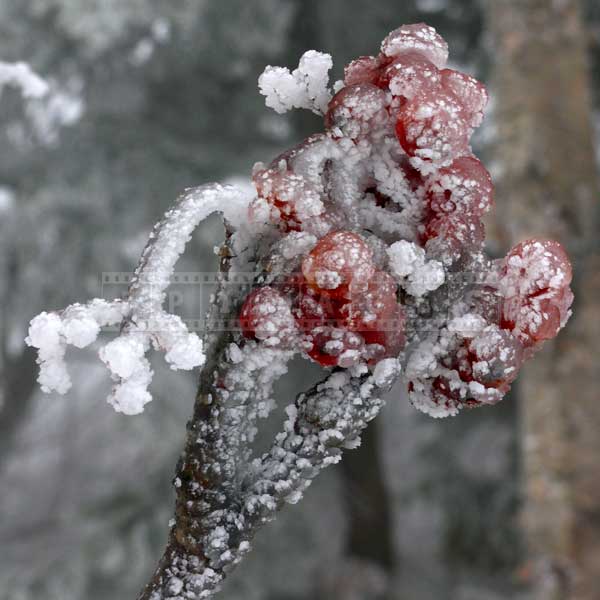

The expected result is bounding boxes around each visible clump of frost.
[387,240,445,297]
[373,358,401,387]
[259,50,333,115]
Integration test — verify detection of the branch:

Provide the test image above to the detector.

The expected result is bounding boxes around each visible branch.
[138,321,398,598]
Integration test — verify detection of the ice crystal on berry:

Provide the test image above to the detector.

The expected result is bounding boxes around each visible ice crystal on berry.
[249,22,574,417]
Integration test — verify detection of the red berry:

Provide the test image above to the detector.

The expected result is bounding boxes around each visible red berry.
[344,55,388,87]
[426,156,494,218]
[467,327,523,392]
[381,23,449,69]
[252,165,324,232]
[325,83,388,138]
[294,265,405,367]
[431,375,464,406]
[395,91,471,166]
[422,215,485,263]
[499,239,573,347]
[341,271,397,333]
[302,231,375,299]
[440,69,488,128]
[305,326,366,368]
[379,51,441,100]
[239,287,297,345]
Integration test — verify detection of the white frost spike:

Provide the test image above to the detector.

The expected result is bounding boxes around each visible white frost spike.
[259,50,333,115]
[0,61,49,99]
[26,184,254,414]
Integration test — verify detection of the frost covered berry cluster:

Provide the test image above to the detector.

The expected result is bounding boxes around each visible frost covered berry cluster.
[24,23,576,600]
[26,23,573,422]
[241,230,405,367]
[248,23,573,417]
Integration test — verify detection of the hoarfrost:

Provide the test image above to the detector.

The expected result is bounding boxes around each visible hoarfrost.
[259,50,333,115]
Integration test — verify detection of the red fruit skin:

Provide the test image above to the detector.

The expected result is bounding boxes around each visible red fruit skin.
[342,271,405,360]
[302,231,375,300]
[379,51,441,100]
[421,215,485,264]
[395,91,471,165]
[293,260,405,367]
[252,168,302,231]
[440,69,488,127]
[499,239,573,347]
[341,271,397,332]
[239,286,296,344]
[381,23,449,69]
[324,83,388,138]
[431,375,464,405]
[305,326,366,368]
[344,55,389,87]
[425,156,494,218]
[453,328,524,393]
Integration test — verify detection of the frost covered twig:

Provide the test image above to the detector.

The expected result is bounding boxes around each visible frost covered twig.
[27,184,253,414]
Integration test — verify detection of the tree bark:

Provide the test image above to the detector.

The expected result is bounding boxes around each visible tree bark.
[488,1,600,598]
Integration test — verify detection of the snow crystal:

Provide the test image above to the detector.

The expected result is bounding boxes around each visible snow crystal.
[407,259,445,297]
[259,51,333,115]
[61,313,101,348]
[381,23,449,68]
[26,312,63,353]
[387,240,423,277]
[100,336,146,380]
[387,240,445,297]
[278,231,318,259]
[373,358,401,387]
[108,368,153,416]
[447,314,487,337]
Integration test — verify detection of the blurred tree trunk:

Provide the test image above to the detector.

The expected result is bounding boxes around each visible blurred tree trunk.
[340,420,395,571]
[0,251,38,472]
[488,1,600,598]
[0,348,38,470]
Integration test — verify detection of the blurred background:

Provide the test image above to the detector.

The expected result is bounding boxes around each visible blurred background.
[0,1,599,599]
